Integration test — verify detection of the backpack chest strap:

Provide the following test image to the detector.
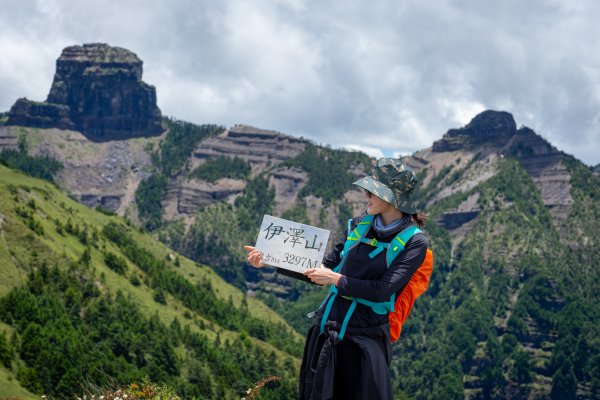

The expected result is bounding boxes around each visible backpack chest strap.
[359,237,390,259]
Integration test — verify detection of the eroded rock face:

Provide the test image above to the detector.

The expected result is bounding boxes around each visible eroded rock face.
[6,43,163,140]
[6,99,75,130]
[501,127,573,222]
[191,125,306,169]
[162,126,308,219]
[164,178,246,218]
[0,127,19,151]
[269,167,308,215]
[428,110,573,223]
[6,126,159,214]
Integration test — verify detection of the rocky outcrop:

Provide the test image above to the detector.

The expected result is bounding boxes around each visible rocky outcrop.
[432,110,517,152]
[191,125,306,169]
[437,192,482,231]
[162,126,307,219]
[505,127,573,222]
[429,110,573,223]
[163,178,246,218]
[1,126,158,214]
[438,211,479,230]
[6,43,163,140]
[268,167,308,215]
[0,126,19,151]
[6,99,75,130]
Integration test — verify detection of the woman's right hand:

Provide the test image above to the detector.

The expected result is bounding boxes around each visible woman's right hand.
[243,246,265,268]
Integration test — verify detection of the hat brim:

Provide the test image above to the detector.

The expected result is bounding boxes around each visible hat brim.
[353,176,417,214]
[353,176,395,202]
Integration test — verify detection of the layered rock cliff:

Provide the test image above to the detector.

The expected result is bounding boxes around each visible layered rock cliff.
[6,43,163,140]
[162,125,308,219]
[191,124,306,168]
[418,110,572,239]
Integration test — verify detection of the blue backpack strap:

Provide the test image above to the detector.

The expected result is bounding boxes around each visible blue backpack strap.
[319,215,373,334]
[348,225,423,317]
[320,289,337,334]
[386,226,421,266]
[338,300,357,340]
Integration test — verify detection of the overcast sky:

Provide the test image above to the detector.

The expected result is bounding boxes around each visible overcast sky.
[1,0,599,165]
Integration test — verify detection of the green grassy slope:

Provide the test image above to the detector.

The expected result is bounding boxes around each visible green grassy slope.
[0,164,301,399]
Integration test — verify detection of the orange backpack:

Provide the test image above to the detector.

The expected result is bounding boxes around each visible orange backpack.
[389,248,433,341]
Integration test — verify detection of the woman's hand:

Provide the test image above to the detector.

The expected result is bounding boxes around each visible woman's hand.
[244,246,265,268]
[304,265,342,286]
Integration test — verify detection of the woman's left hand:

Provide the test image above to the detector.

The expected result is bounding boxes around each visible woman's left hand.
[304,265,342,286]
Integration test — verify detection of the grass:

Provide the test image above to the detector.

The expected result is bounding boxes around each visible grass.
[0,367,37,400]
[0,166,298,334]
[0,164,302,397]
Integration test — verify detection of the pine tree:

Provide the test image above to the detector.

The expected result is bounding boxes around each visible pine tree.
[551,358,577,400]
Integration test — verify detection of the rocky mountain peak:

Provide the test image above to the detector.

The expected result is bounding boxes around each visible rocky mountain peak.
[6,43,163,140]
[432,110,517,152]
[452,110,516,137]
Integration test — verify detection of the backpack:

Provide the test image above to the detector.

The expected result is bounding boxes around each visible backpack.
[319,214,433,341]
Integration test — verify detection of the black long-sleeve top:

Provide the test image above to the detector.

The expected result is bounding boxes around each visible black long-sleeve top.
[321,215,428,329]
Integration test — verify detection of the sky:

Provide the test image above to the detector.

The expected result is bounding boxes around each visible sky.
[1,0,599,165]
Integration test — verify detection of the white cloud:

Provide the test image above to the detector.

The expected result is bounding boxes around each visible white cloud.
[343,144,385,159]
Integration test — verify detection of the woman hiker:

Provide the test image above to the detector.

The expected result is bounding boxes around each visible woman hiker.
[245,158,429,400]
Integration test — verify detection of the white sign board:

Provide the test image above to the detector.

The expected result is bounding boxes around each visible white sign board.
[255,215,330,274]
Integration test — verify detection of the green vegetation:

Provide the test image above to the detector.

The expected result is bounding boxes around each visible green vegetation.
[385,157,600,399]
[0,165,300,399]
[168,176,276,287]
[134,118,224,231]
[0,264,295,398]
[135,174,168,231]
[190,156,251,182]
[282,202,309,225]
[159,118,224,177]
[0,137,63,183]
[283,143,371,204]
[102,221,301,356]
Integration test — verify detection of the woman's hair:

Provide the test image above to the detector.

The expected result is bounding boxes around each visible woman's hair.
[411,212,427,229]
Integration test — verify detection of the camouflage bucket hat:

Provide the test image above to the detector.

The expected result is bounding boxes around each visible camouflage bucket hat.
[353,158,418,214]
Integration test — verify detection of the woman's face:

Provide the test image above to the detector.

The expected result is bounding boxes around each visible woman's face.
[365,190,395,215]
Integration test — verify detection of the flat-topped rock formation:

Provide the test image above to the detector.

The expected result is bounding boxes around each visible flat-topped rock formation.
[192,125,306,168]
[6,43,163,140]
